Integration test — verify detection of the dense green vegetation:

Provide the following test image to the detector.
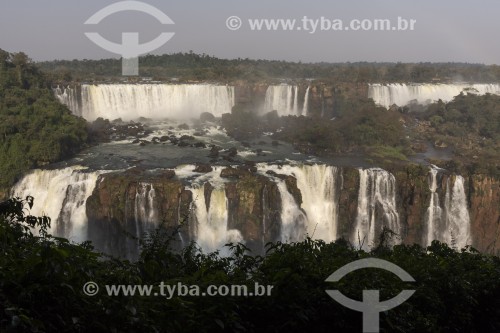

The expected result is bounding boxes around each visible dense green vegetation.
[0,49,88,188]
[221,92,500,174]
[408,93,500,175]
[39,52,500,83]
[222,97,411,164]
[1,197,499,332]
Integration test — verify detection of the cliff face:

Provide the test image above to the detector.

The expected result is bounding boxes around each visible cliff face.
[309,82,369,118]
[336,168,359,240]
[233,81,369,117]
[392,166,432,246]
[391,169,500,254]
[85,166,304,257]
[85,165,500,257]
[222,167,282,252]
[86,168,190,258]
[469,175,500,255]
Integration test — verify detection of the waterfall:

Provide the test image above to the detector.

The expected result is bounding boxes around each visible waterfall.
[444,176,471,249]
[134,183,159,238]
[425,167,443,246]
[274,180,307,242]
[54,85,80,114]
[11,166,102,242]
[54,84,235,121]
[302,86,310,116]
[368,83,500,108]
[264,85,310,116]
[190,185,242,254]
[423,170,471,249]
[264,85,294,116]
[353,168,400,250]
[259,164,340,242]
[293,86,299,115]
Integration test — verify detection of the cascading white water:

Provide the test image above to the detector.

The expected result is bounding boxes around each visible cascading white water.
[11,166,102,243]
[353,168,400,250]
[54,86,80,114]
[302,86,310,116]
[54,84,235,121]
[444,176,471,249]
[259,164,340,242]
[425,167,443,246]
[274,180,307,242]
[264,85,310,116]
[190,185,242,254]
[134,183,159,237]
[369,83,500,108]
[293,86,299,115]
[423,170,471,249]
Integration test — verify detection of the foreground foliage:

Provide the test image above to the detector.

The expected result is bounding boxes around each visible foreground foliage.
[1,197,499,332]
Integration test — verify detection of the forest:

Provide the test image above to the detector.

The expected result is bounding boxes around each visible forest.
[0,50,88,189]
[1,196,499,332]
[39,52,500,83]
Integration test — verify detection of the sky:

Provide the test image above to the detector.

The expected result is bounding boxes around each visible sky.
[0,0,499,64]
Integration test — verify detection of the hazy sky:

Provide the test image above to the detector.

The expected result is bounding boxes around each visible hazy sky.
[1,0,499,64]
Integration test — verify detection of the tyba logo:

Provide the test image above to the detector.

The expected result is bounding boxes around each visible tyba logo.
[325,258,415,333]
[84,1,175,75]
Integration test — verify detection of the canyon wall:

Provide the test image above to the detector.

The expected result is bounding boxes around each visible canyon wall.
[12,164,494,259]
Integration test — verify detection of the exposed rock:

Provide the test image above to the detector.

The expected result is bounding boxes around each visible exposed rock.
[255,148,264,156]
[392,165,432,245]
[193,164,213,173]
[226,147,238,158]
[180,135,195,141]
[208,145,222,158]
[86,168,187,259]
[220,166,251,179]
[203,182,214,211]
[200,112,216,123]
[178,123,190,130]
[193,142,207,148]
[240,161,258,173]
[224,171,283,252]
[265,170,303,207]
[469,175,500,255]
